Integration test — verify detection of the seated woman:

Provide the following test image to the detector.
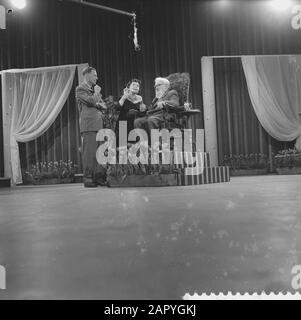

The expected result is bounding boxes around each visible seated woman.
[115,79,146,139]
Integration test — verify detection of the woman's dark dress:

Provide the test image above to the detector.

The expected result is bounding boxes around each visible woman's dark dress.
[115,97,144,138]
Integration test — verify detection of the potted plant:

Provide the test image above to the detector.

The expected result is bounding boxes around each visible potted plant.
[25,160,78,185]
[223,153,269,176]
[274,148,301,175]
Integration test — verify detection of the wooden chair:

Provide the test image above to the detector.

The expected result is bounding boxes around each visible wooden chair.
[162,72,200,130]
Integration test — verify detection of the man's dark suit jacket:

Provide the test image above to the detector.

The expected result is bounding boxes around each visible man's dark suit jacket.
[76,82,103,134]
[147,89,180,115]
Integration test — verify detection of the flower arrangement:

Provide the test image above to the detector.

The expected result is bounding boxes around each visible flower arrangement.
[273,148,301,168]
[223,153,269,170]
[25,160,78,182]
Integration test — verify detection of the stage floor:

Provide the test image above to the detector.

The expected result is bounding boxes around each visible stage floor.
[0,175,301,299]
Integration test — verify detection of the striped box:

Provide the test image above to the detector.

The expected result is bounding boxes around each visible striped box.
[176,166,230,186]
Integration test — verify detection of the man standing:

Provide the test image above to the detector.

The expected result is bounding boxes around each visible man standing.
[134,77,180,134]
[76,66,107,188]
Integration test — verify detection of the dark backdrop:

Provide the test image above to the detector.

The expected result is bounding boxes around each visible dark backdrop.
[1,0,301,175]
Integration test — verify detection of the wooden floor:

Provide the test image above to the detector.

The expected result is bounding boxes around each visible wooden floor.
[0,175,301,299]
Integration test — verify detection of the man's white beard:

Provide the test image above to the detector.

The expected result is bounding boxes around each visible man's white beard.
[156,88,166,99]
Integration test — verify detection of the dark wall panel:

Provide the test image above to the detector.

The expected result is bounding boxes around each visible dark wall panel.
[0,82,3,176]
[214,58,270,162]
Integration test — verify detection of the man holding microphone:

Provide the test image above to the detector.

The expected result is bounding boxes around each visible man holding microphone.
[76,66,107,188]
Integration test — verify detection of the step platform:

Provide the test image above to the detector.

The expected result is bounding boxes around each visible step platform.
[0,177,11,188]
[106,152,230,187]
[176,166,230,186]
[173,152,230,185]
[107,174,177,188]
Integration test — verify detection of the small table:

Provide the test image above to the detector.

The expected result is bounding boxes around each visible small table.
[179,109,200,129]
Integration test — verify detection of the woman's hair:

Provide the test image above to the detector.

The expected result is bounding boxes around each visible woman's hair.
[126,79,142,90]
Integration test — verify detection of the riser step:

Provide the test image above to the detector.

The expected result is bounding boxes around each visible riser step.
[176,166,230,185]
[0,178,11,188]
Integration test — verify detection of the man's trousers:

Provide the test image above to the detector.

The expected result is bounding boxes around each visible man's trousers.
[134,113,164,134]
[81,131,106,182]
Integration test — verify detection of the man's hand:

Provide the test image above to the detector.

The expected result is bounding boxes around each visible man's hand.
[184,102,191,111]
[156,101,165,110]
[94,85,102,95]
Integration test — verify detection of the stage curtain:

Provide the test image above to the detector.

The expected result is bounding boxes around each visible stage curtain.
[7,65,76,184]
[242,56,301,150]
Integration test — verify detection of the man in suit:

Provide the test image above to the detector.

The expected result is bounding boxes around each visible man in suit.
[134,77,180,134]
[76,66,107,188]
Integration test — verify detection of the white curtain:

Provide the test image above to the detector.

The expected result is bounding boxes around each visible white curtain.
[242,55,301,150]
[6,65,76,184]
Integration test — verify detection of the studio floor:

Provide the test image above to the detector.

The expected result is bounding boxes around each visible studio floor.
[0,175,301,299]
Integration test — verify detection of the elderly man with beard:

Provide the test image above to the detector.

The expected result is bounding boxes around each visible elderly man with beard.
[134,77,180,134]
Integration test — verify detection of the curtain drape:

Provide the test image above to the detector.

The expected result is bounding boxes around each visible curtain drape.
[7,65,76,184]
[241,56,301,150]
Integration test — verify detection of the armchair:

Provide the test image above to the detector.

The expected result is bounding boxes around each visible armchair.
[162,72,200,130]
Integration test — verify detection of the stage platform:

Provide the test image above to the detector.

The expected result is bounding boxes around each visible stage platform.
[0,175,301,299]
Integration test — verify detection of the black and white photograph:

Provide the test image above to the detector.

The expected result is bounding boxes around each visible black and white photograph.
[1,0,301,303]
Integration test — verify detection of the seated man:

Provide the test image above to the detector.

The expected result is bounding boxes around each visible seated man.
[134,77,180,134]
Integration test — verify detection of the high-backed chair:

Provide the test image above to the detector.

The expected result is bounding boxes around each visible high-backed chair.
[162,72,200,130]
